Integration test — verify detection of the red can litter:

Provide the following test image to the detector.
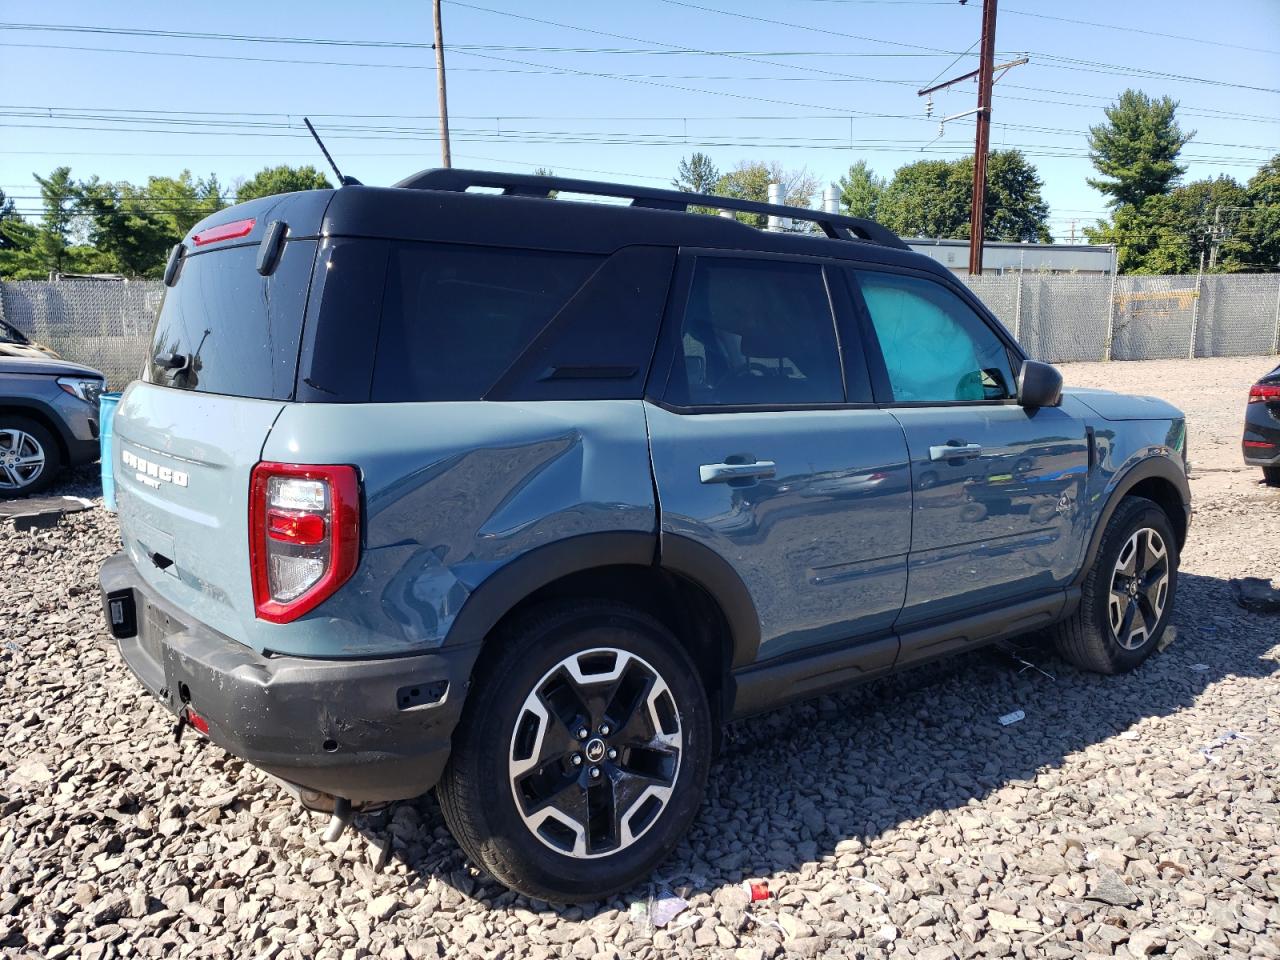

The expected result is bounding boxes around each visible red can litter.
[742,879,772,902]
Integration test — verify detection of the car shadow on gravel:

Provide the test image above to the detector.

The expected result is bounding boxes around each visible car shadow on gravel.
[364,570,1275,916]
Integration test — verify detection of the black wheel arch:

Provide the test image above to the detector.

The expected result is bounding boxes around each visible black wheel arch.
[441,530,760,718]
[1076,455,1190,586]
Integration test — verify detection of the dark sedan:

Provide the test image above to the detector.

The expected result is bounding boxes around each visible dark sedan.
[1244,361,1280,486]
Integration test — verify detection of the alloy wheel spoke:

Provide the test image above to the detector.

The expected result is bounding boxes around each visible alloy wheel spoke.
[1118,599,1138,646]
[509,646,684,860]
[1133,530,1149,577]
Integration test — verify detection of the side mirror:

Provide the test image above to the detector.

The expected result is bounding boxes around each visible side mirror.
[1018,360,1063,408]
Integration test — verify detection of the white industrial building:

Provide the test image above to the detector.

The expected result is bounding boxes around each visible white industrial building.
[905,238,1116,276]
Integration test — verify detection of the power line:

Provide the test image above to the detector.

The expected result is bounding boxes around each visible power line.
[658,0,1280,94]
[1002,7,1280,57]
[3,106,1274,153]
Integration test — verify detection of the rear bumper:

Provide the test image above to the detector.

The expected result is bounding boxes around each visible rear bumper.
[99,551,476,804]
[1243,409,1280,466]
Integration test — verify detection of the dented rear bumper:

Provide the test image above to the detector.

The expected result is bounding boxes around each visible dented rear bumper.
[99,551,474,804]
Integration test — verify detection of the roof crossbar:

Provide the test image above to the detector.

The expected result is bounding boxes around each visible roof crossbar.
[393,168,909,250]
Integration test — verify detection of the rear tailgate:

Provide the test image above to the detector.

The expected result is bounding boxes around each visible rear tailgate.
[114,385,284,644]
[112,195,330,650]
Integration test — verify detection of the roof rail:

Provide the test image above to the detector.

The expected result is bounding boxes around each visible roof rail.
[393,168,909,251]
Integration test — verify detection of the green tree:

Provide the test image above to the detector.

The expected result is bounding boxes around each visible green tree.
[31,167,78,276]
[235,165,332,203]
[874,151,1049,241]
[876,159,965,238]
[1088,90,1194,209]
[1086,175,1249,274]
[714,161,818,229]
[76,171,225,278]
[673,153,721,194]
[1220,154,1280,272]
[838,160,885,220]
[0,189,20,249]
[0,215,41,279]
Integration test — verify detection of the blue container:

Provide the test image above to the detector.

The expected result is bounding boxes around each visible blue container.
[99,392,122,512]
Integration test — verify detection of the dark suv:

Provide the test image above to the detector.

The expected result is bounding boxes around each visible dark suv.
[99,170,1190,901]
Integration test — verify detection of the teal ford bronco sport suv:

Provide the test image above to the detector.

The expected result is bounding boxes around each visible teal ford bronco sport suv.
[100,170,1190,901]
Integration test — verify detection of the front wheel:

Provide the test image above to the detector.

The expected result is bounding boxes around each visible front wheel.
[1052,496,1179,674]
[0,416,61,498]
[437,601,712,902]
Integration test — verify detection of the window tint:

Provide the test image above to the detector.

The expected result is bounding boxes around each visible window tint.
[146,240,316,400]
[667,258,844,407]
[855,270,1016,403]
[372,243,602,402]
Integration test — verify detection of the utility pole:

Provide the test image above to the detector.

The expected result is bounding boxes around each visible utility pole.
[968,0,998,275]
[432,0,452,168]
[917,0,1023,276]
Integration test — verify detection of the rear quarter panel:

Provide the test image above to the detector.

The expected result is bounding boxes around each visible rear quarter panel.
[260,399,656,657]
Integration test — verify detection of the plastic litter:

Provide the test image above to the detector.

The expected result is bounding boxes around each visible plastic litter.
[1201,730,1251,765]
[742,879,772,902]
[743,910,785,935]
[648,890,689,928]
[859,879,888,896]
[999,709,1025,726]
[1001,646,1057,681]
[1189,663,1210,672]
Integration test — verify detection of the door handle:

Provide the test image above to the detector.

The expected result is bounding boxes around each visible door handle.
[929,442,983,462]
[699,460,777,484]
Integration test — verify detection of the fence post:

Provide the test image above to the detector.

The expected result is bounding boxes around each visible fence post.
[1188,258,1204,360]
[1271,275,1280,355]
[1103,249,1118,361]
[1013,269,1023,341]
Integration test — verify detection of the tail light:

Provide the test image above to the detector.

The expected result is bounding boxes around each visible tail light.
[249,462,360,623]
[1248,383,1280,403]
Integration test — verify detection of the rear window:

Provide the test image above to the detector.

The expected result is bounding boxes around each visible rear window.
[146,240,317,400]
[370,243,602,402]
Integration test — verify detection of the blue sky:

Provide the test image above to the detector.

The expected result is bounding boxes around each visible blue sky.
[1,0,1277,241]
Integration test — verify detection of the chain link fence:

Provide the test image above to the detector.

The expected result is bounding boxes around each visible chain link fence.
[1,273,1278,389]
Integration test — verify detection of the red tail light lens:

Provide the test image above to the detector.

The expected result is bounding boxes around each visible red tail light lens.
[250,462,360,623]
[1248,383,1280,403]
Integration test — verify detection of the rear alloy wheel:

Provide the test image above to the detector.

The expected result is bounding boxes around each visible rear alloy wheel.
[0,417,60,497]
[1051,495,1178,674]
[438,601,712,902]
[509,647,683,859]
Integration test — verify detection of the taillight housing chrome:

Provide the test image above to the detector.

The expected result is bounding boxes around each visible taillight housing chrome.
[249,462,360,623]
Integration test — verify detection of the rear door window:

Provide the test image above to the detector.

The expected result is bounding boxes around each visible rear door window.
[371,243,602,402]
[146,240,316,400]
[665,257,847,408]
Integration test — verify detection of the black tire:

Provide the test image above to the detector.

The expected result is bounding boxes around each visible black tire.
[438,600,713,902]
[0,415,62,498]
[1263,466,1280,487]
[1052,496,1178,674]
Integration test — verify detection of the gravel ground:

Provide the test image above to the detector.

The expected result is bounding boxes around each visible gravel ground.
[2,356,1279,960]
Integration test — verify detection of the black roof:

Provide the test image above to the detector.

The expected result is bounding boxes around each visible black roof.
[184,169,947,279]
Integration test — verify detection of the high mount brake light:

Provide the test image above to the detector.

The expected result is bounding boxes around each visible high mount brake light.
[192,218,255,247]
[249,462,360,623]
[1248,383,1280,403]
